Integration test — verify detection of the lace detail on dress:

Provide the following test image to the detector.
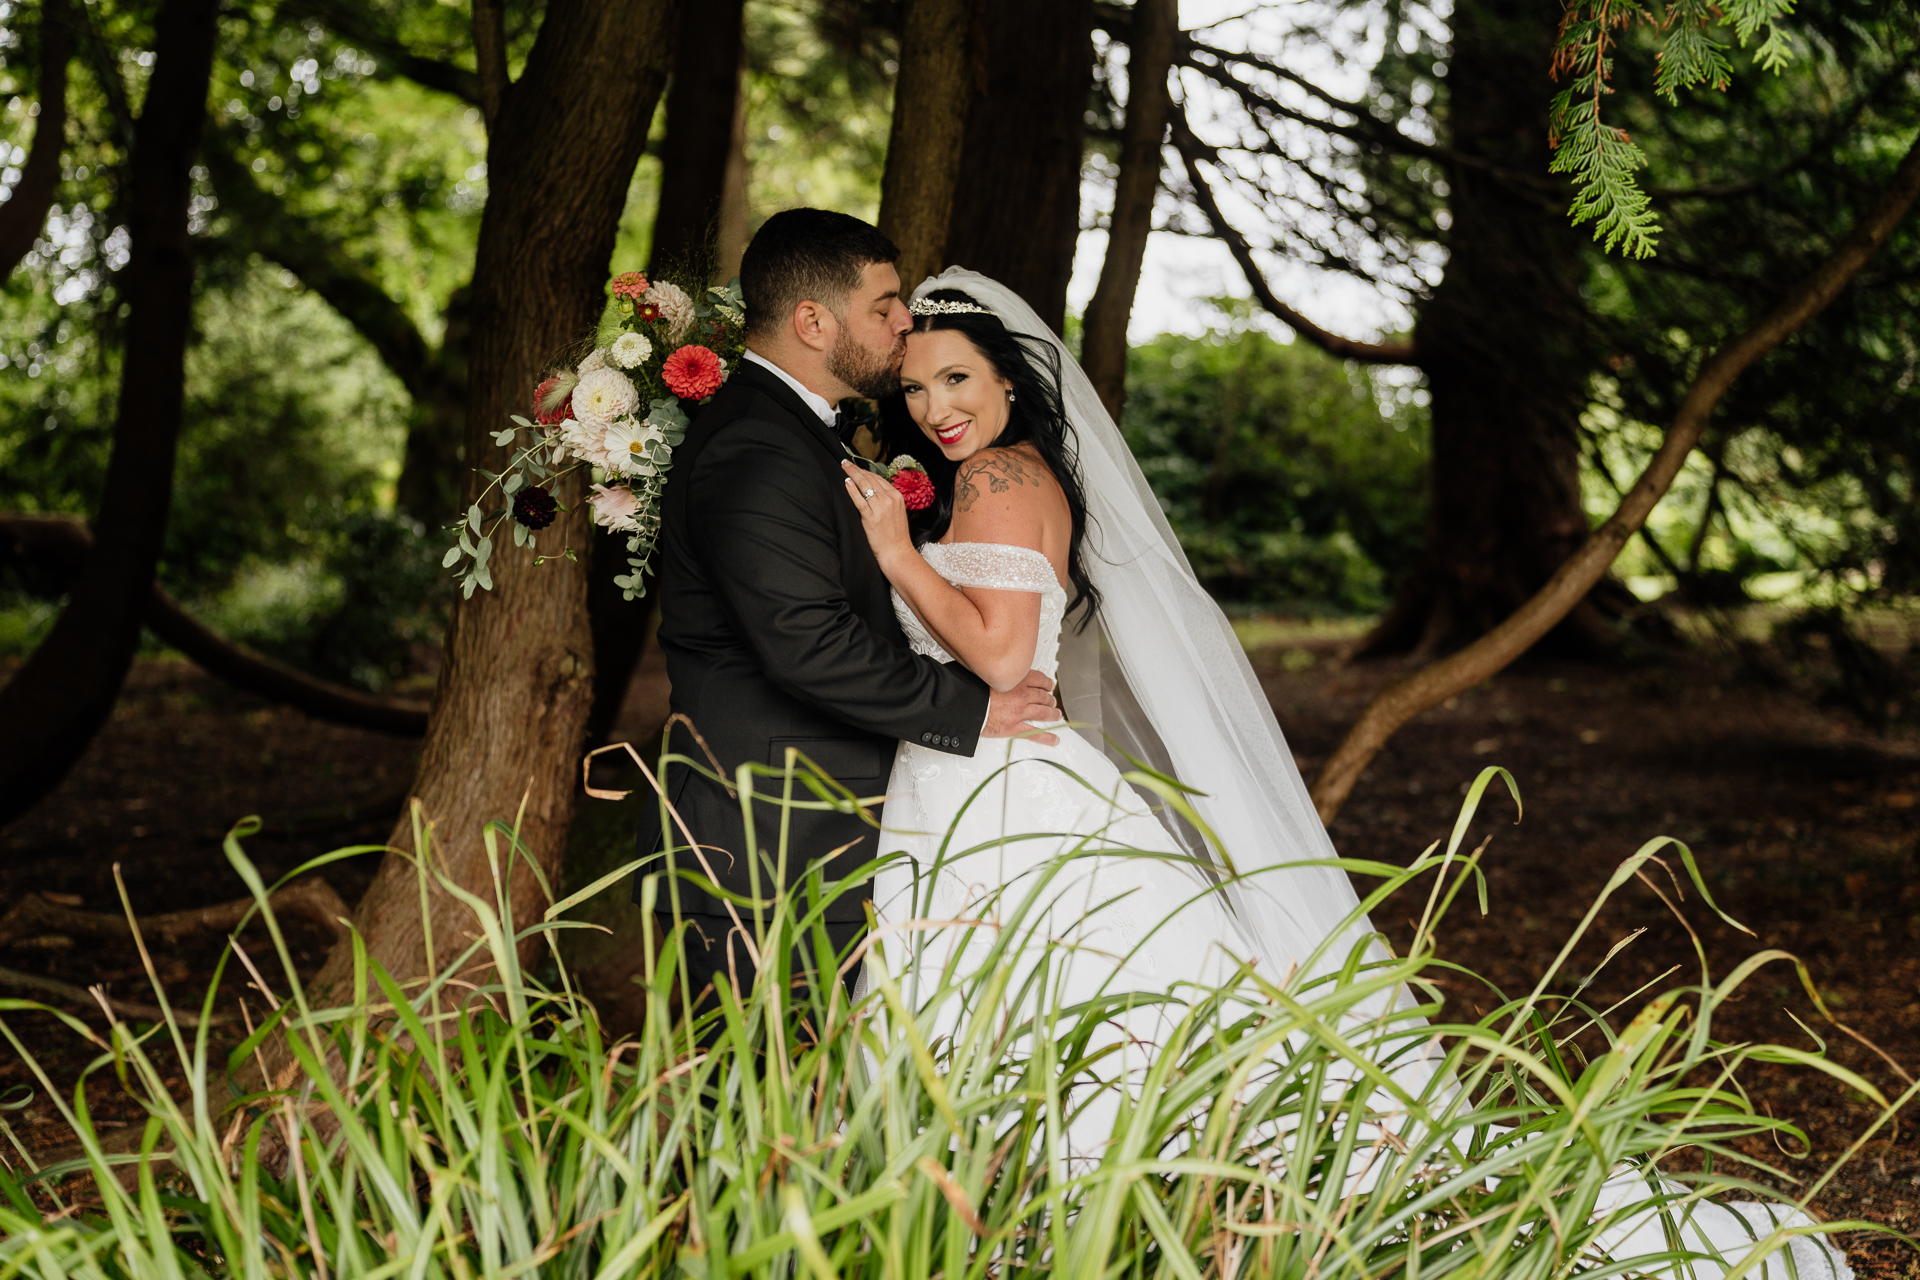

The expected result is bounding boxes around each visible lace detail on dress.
[892,541,1070,680]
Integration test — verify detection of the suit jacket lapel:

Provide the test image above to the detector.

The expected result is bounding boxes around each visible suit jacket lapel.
[730,360,878,473]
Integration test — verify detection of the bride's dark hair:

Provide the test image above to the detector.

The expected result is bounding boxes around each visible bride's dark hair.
[877,289,1100,628]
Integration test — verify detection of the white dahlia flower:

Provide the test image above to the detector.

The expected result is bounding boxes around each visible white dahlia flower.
[610,331,653,369]
[559,416,614,471]
[588,483,644,532]
[603,419,669,476]
[650,280,697,342]
[576,347,610,375]
[572,366,639,425]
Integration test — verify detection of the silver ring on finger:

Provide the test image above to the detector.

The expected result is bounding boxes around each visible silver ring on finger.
[863,488,875,498]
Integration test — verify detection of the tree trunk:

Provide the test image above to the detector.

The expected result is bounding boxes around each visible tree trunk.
[394,285,472,522]
[649,0,746,278]
[1312,131,1920,822]
[1356,0,1596,660]
[0,0,70,277]
[1079,0,1175,421]
[714,77,749,281]
[0,0,219,826]
[876,0,974,294]
[941,0,1095,329]
[299,0,678,1010]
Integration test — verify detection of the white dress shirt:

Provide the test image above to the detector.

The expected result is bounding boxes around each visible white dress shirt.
[742,348,837,428]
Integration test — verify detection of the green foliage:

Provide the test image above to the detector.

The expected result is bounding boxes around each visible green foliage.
[1549,0,1802,258]
[1122,307,1429,614]
[0,762,1901,1277]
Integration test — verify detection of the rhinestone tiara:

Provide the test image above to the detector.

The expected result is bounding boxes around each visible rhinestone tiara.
[908,297,994,317]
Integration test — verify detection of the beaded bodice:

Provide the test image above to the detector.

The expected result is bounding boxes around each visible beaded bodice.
[893,541,1069,680]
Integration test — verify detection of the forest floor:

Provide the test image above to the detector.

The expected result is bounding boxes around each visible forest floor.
[0,633,1916,1276]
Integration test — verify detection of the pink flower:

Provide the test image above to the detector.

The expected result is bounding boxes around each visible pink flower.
[587,482,643,532]
[661,344,725,400]
[610,271,649,301]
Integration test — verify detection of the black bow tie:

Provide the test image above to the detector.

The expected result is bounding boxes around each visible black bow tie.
[831,408,850,442]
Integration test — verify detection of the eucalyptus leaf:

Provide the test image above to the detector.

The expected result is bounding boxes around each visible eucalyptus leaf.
[442,545,463,568]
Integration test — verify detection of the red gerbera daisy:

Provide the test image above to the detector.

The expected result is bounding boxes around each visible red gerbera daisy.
[635,301,664,323]
[662,344,725,400]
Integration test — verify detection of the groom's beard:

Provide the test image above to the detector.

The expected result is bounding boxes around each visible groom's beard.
[828,329,905,399]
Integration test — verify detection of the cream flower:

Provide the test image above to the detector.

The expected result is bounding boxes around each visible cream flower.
[576,347,609,375]
[572,366,639,425]
[650,280,697,342]
[610,331,653,369]
[602,418,669,476]
[588,483,643,532]
[559,416,613,471]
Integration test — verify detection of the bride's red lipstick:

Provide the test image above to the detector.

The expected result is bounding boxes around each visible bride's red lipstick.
[935,420,969,446]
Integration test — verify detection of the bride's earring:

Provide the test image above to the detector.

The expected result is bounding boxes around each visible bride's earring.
[1008,391,1017,402]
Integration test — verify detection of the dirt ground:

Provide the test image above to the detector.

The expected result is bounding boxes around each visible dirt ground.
[1,636,1916,1275]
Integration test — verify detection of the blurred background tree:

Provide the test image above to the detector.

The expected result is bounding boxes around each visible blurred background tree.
[0,0,1912,903]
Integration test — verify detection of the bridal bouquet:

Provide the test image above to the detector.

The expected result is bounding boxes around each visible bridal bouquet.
[443,271,747,600]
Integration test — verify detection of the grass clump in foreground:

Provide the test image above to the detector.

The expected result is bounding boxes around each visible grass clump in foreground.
[0,757,1910,1280]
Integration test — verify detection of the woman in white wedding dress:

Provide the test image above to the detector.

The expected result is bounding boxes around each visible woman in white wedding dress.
[838,269,1850,1280]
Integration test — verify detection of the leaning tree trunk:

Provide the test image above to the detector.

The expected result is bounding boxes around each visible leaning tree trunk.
[941,0,1095,329]
[298,0,678,1012]
[876,0,973,295]
[1079,0,1175,421]
[0,0,70,277]
[648,0,745,277]
[1357,0,1597,660]
[0,0,218,826]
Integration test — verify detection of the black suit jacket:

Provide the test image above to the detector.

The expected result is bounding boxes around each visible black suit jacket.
[637,358,991,921]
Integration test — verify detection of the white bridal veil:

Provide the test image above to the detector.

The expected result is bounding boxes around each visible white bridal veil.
[908,270,1852,1280]
[912,268,1371,979]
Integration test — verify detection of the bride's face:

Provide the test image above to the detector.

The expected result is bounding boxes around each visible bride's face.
[899,329,1015,463]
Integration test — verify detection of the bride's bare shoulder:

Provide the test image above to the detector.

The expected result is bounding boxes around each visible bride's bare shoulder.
[953,445,1062,517]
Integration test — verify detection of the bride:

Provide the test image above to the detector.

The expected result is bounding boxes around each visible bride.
[838,268,1852,1280]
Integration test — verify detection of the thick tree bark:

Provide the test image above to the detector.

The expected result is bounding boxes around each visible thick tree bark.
[1080,0,1175,422]
[649,0,746,278]
[0,0,71,277]
[876,0,973,294]
[1356,0,1595,660]
[296,0,677,1013]
[941,0,1095,329]
[0,0,219,826]
[1311,133,1920,822]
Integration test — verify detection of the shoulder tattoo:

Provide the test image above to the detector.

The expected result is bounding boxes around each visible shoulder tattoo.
[955,449,1039,513]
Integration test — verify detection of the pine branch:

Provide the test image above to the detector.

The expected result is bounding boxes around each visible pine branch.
[1548,0,1801,258]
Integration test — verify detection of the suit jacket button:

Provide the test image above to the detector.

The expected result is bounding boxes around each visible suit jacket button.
[921,732,932,743]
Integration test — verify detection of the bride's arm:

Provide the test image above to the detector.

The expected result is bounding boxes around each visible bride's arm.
[841,454,1044,693]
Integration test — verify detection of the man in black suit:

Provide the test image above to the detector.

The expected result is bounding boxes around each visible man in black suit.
[639,209,1059,1011]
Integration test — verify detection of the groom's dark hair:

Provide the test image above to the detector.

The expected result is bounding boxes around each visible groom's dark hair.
[741,209,899,340]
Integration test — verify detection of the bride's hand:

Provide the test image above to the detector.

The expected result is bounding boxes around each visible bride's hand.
[841,460,914,571]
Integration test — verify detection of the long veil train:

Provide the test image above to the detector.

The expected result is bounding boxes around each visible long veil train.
[899,267,1853,1280]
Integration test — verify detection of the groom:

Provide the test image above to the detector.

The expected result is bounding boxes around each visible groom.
[638,208,1059,1007]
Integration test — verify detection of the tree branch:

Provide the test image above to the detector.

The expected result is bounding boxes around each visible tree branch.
[0,515,430,735]
[1171,111,1420,365]
[202,132,440,401]
[1309,132,1920,823]
[0,0,72,277]
[472,0,510,128]
[276,0,483,106]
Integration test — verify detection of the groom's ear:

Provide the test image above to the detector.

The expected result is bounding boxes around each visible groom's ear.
[789,298,837,353]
